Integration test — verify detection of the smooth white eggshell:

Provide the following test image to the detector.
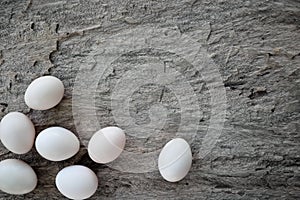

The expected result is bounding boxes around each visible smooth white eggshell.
[158,138,192,182]
[0,112,35,154]
[35,127,80,161]
[0,159,37,195]
[88,126,126,164]
[24,76,64,110]
[56,165,98,200]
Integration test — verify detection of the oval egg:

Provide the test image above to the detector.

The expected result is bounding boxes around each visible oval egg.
[88,126,126,164]
[158,138,192,182]
[24,76,64,110]
[0,112,35,154]
[35,127,80,161]
[56,165,98,200]
[0,159,37,195]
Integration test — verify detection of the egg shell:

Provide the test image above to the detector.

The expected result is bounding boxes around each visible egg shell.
[24,76,64,110]
[88,126,126,164]
[35,127,80,161]
[158,138,192,182]
[0,159,37,195]
[56,165,98,200]
[0,112,35,154]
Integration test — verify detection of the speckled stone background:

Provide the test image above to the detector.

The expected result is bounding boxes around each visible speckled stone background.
[0,0,300,199]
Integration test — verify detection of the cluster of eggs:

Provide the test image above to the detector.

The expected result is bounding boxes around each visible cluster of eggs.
[0,76,193,199]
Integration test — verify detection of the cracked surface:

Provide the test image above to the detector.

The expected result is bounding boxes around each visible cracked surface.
[0,0,300,199]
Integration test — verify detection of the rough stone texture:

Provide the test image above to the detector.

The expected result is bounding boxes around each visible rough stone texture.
[0,0,300,199]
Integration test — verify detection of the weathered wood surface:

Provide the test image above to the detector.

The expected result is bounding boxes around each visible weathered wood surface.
[0,0,300,199]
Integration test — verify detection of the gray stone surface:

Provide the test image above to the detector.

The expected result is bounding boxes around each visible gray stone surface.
[0,0,300,199]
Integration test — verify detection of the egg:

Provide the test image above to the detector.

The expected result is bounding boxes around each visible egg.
[158,138,192,182]
[24,76,64,110]
[56,165,98,199]
[88,126,126,164]
[0,112,35,154]
[35,127,80,161]
[0,159,37,195]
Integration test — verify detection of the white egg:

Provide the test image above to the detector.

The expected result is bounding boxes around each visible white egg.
[35,127,80,161]
[88,126,126,164]
[158,138,192,182]
[0,159,37,195]
[24,76,64,110]
[0,112,35,154]
[56,165,98,199]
